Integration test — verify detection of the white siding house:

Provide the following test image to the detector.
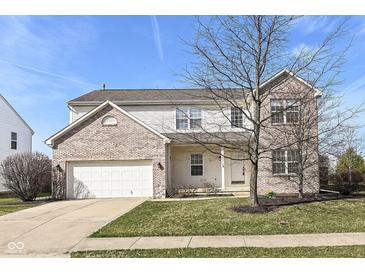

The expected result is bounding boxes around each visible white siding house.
[0,94,34,192]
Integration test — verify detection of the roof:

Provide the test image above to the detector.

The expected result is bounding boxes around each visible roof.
[0,94,34,135]
[164,132,251,144]
[260,69,322,97]
[45,100,170,147]
[68,69,321,106]
[68,88,247,105]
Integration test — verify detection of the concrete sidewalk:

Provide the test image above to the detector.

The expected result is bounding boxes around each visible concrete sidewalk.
[72,232,365,252]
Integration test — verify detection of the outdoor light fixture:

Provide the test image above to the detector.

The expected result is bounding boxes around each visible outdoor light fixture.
[157,162,164,170]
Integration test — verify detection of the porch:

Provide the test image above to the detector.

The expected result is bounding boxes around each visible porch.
[166,144,251,196]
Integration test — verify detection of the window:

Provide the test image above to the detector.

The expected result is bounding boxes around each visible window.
[271,100,284,124]
[101,115,118,126]
[176,108,202,129]
[176,108,189,129]
[231,107,243,128]
[191,154,203,176]
[272,149,299,175]
[272,150,286,174]
[271,100,299,124]
[189,108,202,129]
[286,100,299,123]
[11,132,17,150]
[287,150,299,174]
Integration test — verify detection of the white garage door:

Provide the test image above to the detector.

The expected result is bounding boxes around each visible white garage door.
[67,161,153,198]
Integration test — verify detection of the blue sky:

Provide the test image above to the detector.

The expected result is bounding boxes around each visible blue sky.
[0,15,364,156]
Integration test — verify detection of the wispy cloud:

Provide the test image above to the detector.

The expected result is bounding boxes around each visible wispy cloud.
[150,15,164,62]
[291,43,315,57]
[295,16,339,34]
[0,58,96,87]
[344,74,365,93]
[0,16,98,155]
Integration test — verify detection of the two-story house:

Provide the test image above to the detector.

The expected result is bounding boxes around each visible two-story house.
[45,69,320,199]
[0,94,34,192]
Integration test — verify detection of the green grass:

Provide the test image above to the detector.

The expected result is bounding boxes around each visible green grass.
[92,197,365,237]
[71,245,365,258]
[0,193,51,216]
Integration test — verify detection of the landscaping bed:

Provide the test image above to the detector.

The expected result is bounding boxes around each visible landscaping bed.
[232,194,353,213]
[71,245,365,258]
[92,196,365,237]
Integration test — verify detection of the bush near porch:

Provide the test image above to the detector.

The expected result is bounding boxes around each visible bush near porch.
[92,197,365,237]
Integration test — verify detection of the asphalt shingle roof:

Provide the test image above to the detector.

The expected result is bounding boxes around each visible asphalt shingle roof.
[68,88,246,104]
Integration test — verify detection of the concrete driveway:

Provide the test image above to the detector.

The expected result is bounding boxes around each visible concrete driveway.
[0,198,146,257]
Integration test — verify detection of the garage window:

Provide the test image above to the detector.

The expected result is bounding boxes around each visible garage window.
[191,154,203,176]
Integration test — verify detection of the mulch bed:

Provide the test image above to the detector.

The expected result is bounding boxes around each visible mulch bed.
[231,193,362,214]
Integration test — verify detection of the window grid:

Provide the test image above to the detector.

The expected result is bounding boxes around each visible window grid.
[176,108,202,130]
[11,132,17,150]
[272,149,299,175]
[191,154,203,176]
[231,107,243,128]
[271,100,299,124]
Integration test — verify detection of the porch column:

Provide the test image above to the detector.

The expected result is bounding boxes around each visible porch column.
[221,146,225,190]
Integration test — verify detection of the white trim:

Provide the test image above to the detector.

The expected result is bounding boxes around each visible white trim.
[175,106,203,130]
[0,93,34,134]
[45,100,170,146]
[190,153,203,176]
[220,146,225,190]
[260,69,323,97]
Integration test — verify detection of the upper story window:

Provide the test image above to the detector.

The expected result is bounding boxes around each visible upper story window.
[272,149,299,175]
[191,154,203,176]
[101,115,118,126]
[176,107,202,130]
[231,107,243,128]
[271,100,299,124]
[11,132,17,150]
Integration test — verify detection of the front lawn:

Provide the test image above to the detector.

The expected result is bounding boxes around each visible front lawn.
[0,193,51,216]
[71,245,365,258]
[92,197,365,237]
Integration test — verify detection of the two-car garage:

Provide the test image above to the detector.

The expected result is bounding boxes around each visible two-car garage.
[46,101,168,199]
[66,160,153,199]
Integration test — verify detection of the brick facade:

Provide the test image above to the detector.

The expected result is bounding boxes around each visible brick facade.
[52,105,167,198]
[257,76,320,195]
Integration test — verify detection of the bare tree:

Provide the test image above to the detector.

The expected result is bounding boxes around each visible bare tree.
[165,16,355,207]
[336,128,365,187]
[0,152,51,201]
[265,80,364,198]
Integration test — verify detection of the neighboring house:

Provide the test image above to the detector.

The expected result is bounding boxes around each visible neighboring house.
[0,94,34,192]
[45,69,320,199]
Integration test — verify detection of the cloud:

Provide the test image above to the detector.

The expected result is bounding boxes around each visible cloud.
[0,58,96,87]
[0,16,98,155]
[150,15,164,62]
[344,75,365,94]
[295,16,338,34]
[291,43,315,57]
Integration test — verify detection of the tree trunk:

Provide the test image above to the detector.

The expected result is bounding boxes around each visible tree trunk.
[250,161,260,207]
[298,170,304,198]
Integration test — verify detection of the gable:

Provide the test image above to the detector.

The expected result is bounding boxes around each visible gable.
[260,69,322,97]
[45,101,169,147]
[0,94,34,135]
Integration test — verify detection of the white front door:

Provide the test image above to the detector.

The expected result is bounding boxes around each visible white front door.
[67,161,153,198]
